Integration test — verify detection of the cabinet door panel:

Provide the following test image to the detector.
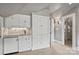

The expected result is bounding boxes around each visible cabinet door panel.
[19,16,30,27]
[24,16,30,27]
[18,36,27,52]
[32,15,50,50]
[5,17,19,27]
[19,16,24,27]
[26,37,31,50]
[0,38,2,55]
[4,38,18,54]
[5,18,12,27]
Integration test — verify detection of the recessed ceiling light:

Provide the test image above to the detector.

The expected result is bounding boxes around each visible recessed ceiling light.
[69,3,72,5]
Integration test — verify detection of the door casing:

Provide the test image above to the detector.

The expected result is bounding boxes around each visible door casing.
[62,13,76,50]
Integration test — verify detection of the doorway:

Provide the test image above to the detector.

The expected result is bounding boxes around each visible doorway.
[64,17,72,47]
[62,13,76,49]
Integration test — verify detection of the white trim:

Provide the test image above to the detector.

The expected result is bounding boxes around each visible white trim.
[62,13,76,50]
[77,47,79,51]
[53,39,64,45]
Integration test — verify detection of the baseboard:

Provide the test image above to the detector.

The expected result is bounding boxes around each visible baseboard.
[4,52,18,55]
[76,47,79,51]
[52,39,64,45]
[32,45,50,50]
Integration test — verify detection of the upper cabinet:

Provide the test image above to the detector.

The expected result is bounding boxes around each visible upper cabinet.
[5,14,30,28]
[5,16,19,27]
[19,15,30,28]
[0,16,3,27]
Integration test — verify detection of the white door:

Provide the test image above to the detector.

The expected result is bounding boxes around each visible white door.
[18,36,27,52]
[32,15,50,50]
[40,17,50,48]
[4,38,18,54]
[32,15,41,50]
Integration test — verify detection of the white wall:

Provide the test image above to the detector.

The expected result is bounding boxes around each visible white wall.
[54,18,62,41]
[51,16,63,44]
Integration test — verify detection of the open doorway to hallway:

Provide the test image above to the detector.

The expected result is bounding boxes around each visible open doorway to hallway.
[64,17,72,47]
[62,13,76,50]
[51,13,76,50]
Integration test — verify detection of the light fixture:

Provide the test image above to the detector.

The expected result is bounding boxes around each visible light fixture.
[69,3,72,5]
[54,19,60,25]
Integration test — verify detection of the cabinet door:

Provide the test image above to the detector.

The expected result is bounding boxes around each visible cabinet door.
[24,16,30,27]
[4,38,18,54]
[0,38,3,55]
[19,16,30,27]
[5,17,13,27]
[5,17,19,27]
[32,15,50,50]
[32,15,42,50]
[18,36,27,52]
[26,36,31,50]
[19,16,24,27]
[11,18,18,27]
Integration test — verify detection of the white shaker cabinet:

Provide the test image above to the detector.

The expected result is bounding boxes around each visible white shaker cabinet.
[26,36,31,50]
[5,17,12,27]
[0,38,3,55]
[5,16,19,27]
[32,15,50,50]
[18,36,31,52]
[4,38,18,54]
[19,15,30,27]
[0,17,3,55]
[5,14,30,28]
[18,36,27,52]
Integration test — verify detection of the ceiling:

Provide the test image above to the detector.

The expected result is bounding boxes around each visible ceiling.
[0,3,78,17]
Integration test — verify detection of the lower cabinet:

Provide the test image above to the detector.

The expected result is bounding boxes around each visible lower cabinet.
[18,36,27,52]
[4,38,18,54]
[0,38,3,55]
[18,36,31,52]
[26,36,32,50]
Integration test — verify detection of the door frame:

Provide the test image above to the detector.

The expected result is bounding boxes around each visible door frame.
[62,13,76,50]
[51,17,64,45]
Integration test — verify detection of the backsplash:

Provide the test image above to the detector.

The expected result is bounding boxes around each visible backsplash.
[3,27,31,36]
